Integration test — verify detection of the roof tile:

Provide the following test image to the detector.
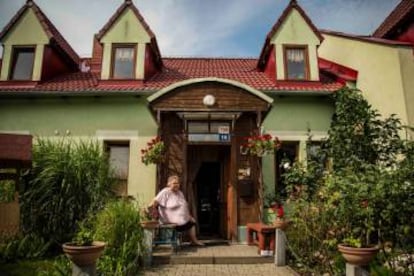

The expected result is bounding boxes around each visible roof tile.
[0,58,342,93]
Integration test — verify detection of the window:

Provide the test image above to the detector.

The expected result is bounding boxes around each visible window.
[306,141,328,167]
[111,45,135,79]
[275,141,299,199]
[284,46,308,80]
[9,47,35,80]
[105,141,130,196]
[187,121,231,142]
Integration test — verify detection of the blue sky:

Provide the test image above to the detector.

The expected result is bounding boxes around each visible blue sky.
[0,0,400,58]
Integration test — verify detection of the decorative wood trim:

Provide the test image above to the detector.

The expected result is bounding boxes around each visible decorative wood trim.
[148,78,273,104]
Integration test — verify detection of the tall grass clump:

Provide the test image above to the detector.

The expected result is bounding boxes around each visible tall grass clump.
[93,200,146,275]
[20,138,116,249]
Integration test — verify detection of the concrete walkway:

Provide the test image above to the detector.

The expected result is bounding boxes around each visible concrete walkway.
[145,241,298,275]
[143,264,298,276]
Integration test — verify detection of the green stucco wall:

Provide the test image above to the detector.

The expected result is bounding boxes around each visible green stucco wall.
[319,34,412,131]
[263,95,334,132]
[261,95,334,198]
[0,96,154,135]
[0,96,158,203]
[398,48,414,132]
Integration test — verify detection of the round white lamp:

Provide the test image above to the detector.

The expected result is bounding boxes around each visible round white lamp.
[203,94,215,106]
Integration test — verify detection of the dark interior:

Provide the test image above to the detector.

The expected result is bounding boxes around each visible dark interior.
[196,162,221,237]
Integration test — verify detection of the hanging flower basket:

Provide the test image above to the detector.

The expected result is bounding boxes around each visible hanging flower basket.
[240,134,281,157]
[141,136,165,165]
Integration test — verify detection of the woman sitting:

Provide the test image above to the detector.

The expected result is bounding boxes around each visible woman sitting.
[148,175,204,246]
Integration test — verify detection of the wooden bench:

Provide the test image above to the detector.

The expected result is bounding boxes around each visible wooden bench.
[246,222,276,254]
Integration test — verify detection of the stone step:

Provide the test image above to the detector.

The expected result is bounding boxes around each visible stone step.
[152,243,275,265]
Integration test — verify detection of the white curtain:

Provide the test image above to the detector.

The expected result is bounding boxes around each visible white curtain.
[116,48,133,61]
[287,49,304,63]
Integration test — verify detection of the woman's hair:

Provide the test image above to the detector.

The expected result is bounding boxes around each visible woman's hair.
[167,175,180,187]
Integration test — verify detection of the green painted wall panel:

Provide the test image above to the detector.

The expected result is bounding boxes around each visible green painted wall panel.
[263,95,334,132]
[261,95,334,201]
[0,96,157,136]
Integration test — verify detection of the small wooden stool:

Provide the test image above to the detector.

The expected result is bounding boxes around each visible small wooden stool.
[153,223,181,252]
[246,222,276,254]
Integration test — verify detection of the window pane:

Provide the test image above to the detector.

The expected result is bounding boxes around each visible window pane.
[306,142,327,165]
[188,122,209,133]
[275,141,299,199]
[286,48,305,80]
[11,48,35,80]
[108,145,130,180]
[113,47,134,79]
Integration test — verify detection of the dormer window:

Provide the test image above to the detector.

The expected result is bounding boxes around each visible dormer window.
[9,46,35,80]
[111,44,136,79]
[284,46,308,80]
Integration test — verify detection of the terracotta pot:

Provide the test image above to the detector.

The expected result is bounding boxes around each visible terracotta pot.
[140,220,159,229]
[337,244,379,266]
[273,219,289,230]
[62,241,106,266]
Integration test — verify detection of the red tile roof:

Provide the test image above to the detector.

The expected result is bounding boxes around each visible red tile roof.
[373,0,414,38]
[258,0,323,68]
[96,0,162,66]
[0,0,79,67]
[0,58,343,93]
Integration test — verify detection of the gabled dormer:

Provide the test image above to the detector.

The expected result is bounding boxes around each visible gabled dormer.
[258,0,323,82]
[92,0,162,81]
[0,0,79,82]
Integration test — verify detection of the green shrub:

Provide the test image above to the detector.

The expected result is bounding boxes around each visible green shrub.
[93,200,146,275]
[36,255,71,276]
[0,179,15,202]
[284,87,414,274]
[0,234,51,262]
[20,138,116,249]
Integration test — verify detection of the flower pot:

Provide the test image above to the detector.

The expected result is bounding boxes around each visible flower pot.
[273,219,289,230]
[62,241,106,266]
[337,244,379,266]
[140,220,159,229]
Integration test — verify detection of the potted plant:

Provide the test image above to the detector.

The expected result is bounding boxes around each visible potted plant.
[324,171,381,266]
[140,206,159,229]
[62,223,106,268]
[271,201,289,230]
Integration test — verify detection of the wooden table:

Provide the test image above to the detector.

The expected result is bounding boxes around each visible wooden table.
[246,222,276,254]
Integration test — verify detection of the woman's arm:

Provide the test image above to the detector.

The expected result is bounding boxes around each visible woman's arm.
[148,198,159,209]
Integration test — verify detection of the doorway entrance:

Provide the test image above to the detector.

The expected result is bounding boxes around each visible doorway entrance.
[187,145,230,239]
[196,162,221,237]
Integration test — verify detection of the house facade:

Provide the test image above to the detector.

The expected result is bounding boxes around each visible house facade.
[319,0,414,137]
[1,0,408,242]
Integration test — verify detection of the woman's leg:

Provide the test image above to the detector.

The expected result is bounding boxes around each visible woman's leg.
[188,225,204,246]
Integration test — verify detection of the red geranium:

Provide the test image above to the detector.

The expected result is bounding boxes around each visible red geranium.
[141,136,165,165]
[240,134,281,156]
